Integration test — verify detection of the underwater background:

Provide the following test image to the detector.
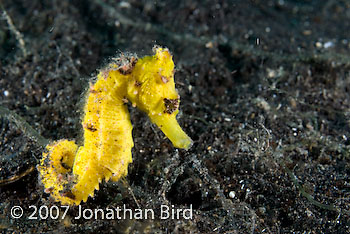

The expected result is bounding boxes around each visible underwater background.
[0,0,349,233]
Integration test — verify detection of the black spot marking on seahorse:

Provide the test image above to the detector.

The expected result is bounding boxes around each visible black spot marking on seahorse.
[44,187,54,194]
[135,81,142,87]
[84,123,97,132]
[60,155,71,170]
[61,190,76,200]
[164,98,179,114]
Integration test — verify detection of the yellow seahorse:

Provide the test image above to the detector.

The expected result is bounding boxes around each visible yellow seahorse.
[38,46,192,205]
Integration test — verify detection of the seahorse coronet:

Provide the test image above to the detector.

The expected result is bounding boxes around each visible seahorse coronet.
[38,46,192,205]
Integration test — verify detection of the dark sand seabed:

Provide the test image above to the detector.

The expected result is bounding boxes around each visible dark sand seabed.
[0,0,349,233]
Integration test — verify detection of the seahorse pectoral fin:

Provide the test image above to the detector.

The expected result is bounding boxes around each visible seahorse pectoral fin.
[149,113,192,149]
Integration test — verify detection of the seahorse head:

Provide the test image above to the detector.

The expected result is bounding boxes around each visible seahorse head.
[127,46,192,149]
[129,46,180,115]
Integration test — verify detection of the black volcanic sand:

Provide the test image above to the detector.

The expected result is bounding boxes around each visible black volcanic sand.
[0,1,349,233]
